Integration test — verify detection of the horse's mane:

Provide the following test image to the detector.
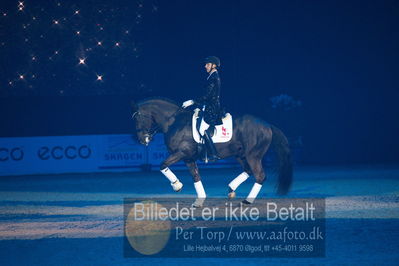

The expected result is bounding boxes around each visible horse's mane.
[137,97,178,107]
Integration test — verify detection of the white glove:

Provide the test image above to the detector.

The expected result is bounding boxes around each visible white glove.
[182,100,194,108]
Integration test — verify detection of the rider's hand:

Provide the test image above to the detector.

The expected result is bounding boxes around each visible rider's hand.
[182,100,194,108]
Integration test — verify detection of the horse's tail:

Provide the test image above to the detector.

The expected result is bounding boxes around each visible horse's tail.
[271,125,293,195]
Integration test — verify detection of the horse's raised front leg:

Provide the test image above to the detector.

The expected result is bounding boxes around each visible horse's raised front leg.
[228,157,252,199]
[160,152,185,192]
[185,160,206,208]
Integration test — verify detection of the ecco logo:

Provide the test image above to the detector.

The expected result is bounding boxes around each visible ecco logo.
[0,147,24,161]
[37,145,91,160]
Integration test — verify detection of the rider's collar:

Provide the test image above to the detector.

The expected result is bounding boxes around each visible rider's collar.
[207,69,217,80]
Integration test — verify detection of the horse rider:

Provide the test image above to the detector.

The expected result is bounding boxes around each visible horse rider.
[182,56,223,162]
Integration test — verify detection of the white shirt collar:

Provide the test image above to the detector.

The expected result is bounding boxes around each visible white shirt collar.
[207,69,217,80]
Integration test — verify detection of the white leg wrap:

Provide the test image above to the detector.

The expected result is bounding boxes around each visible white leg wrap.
[194,181,206,198]
[192,181,206,207]
[161,167,183,191]
[228,172,250,191]
[160,167,177,183]
[246,183,262,204]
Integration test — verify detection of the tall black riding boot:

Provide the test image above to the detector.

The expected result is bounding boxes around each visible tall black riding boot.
[203,128,220,162]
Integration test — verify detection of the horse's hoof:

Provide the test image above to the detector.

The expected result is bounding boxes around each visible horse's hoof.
[228,191,236,199]
[241,199,251,205]
[172,181,183,192]
[192,198,205,208]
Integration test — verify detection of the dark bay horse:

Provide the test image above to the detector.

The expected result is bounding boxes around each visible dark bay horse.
[132,98,292,207]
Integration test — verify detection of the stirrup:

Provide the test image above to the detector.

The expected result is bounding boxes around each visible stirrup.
[207,154,220,162]
[202,149,220,163]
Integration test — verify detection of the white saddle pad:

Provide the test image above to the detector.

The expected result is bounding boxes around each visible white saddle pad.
[192,108,233,143]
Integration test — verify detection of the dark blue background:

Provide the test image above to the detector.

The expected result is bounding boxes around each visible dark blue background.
[1,0,398,164]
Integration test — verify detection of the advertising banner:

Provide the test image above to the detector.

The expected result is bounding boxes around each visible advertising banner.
[0,134,239,176]
[96,134,147,171]
[0,135,99,176]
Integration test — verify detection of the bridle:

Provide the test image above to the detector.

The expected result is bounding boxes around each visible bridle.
[131,111,159,145]
[131,107,184,145]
